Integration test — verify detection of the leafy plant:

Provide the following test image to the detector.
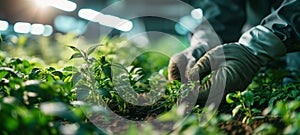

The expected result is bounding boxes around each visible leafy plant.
[226,90,261,123]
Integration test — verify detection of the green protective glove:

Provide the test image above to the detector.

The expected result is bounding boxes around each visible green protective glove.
[188,25,287,104]
[168,46,205,83]
[168,20,221,82]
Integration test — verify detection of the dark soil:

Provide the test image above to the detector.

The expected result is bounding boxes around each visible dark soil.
[218,117,284,135]
[91,98,285,134]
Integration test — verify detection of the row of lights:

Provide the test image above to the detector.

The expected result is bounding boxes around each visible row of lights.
[34,0,133,32]
[2,0,202,36]
[34,0,77,12]
[1,0,133,37]
[78,9,133,32]
[0,20,53,36]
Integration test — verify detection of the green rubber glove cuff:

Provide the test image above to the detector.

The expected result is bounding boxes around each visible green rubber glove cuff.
[239,25,287,65]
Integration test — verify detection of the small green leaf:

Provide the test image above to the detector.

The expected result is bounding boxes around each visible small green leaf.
[46,67,56,72]
[63,66,77,72]
[29,68,42,79]
[242,90,254,106]
[259,98,266,105]
[51,71,63,79]
[290,90,299,98]
[232,104,242,117]
[0,70,8,79]
[226,93,235,104]
[87,44,102,55]
[67,45,81,53]
[69,53,83,60]
[251,108,262,114]
[0,67,22,78]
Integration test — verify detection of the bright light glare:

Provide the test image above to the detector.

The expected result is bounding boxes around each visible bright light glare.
[78,8,133,32]
[43,25,53,36]
[115,20,133,32]
[35,0,77,12]
[191,8,203,19]
[35,0,49,8]
[78,9,102,22]
[0,20,9,31]
[14,22,31,34]
[31,24,45,35]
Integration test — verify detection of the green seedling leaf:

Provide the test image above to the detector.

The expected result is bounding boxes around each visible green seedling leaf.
[226,93,235,104]
[67,45,81,53]
[290,90,299,98]
[126,66,134,73]
[0,67,22,78]
[268,96,278,107]
[232,104,242,117]
[63,66,77,72]
[242,90,254,106]
[22,59,30,67]
[67,45,87,60]
[29,68,42,79]
[70,53,84,60]
[51,71,63,79]
[259,98,266,105]
[251,108,262,114]
[0,70,9,79]
[10,58,22,65]
[87,44,102,55]
[46,67,56,72]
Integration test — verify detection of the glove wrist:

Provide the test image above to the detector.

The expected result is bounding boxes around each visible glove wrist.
[238,25,287,64]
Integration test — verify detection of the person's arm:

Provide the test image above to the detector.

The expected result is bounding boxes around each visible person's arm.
[188,0,300,105]
[261,0,300,52]
[168,0,246,82]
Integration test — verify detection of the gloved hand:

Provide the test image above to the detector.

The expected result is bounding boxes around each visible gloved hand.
[168,46,206,82]
[188,25,287,104]
[168,20,221,82]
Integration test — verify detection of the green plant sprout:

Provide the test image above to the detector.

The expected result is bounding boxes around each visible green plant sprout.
[226,90,261,124]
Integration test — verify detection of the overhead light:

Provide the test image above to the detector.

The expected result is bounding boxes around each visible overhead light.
[34,0,77,12]
[78,9,102,22]
[78,8,133,32]
[14,22,31,34]
[43,25,53,36]
[191,8,203,20]
[31,24,45,35]
[0,20,9,31]
[114,20,133,32]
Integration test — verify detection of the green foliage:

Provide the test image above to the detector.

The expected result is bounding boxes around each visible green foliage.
[226,90,258,123]
[1,36,300,134]
[0,56,107,134]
